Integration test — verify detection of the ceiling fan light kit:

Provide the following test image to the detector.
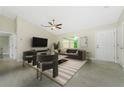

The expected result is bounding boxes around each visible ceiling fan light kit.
[41,19,62,30]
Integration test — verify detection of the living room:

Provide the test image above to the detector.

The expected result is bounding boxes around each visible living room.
[0,6,124,88]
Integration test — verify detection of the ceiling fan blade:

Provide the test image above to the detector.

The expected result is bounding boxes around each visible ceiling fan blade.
[48,22,53,25]
[56,26,62,29]
[56,24,62,26]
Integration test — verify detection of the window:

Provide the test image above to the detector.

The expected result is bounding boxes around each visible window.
[74,36,78,48]
[70,40,74,48]
[62,39,69,48]
[62,36,78,48]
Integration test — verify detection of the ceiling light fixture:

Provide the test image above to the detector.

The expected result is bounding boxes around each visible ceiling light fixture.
[41,19,62,30]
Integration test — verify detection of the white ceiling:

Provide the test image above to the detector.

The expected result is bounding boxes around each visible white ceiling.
[0,6,123,35]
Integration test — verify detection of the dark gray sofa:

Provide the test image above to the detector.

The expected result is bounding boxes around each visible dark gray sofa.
[61,49,86,61]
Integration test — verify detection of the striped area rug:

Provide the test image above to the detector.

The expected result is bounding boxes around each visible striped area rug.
[42,59,87,86]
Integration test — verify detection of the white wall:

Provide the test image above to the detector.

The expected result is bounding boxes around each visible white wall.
[0,36,9,54]
[116,9,124,67]
[118,9,124,24]
[0,15,15,33]
[16,17,58,61]
[58,23,116,59]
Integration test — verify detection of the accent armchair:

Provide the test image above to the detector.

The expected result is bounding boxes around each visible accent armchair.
[37,53,58,78]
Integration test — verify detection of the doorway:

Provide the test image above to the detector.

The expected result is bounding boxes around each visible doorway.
[0,31,16,60]
[95,29,116,62]
[0,36,9,59]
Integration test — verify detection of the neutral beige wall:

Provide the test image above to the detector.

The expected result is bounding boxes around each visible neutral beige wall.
[58,23,116,58]
[0,36,9,54]
[16,17,58,61]
[117,9,124,25]
[0,15,15,33]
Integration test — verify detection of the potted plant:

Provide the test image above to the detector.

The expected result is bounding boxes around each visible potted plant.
[53,41,60,53]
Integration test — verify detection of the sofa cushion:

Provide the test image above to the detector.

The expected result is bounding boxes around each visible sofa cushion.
[66,49,77,53]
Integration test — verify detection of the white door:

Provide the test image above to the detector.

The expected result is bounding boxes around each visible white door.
[95,30,115,62]
[117,22,124,66]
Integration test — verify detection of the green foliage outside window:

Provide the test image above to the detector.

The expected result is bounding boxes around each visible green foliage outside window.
[74,36,78,48]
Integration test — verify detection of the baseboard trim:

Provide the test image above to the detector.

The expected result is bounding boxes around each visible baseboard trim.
[90,58,115,63]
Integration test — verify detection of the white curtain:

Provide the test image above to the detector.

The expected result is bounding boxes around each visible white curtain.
[80,36,88,48]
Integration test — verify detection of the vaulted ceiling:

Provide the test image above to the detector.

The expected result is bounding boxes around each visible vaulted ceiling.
[0,6,123,34]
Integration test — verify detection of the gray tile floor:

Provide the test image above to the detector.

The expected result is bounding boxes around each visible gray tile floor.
[0,59,124,87]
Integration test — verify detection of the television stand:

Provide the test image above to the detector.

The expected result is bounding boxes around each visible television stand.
[36,49,49,53]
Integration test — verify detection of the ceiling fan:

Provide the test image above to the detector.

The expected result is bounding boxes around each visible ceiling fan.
[41,19,62,30]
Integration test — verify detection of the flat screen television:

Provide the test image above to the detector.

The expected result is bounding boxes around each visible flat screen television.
[32,37,48,47]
